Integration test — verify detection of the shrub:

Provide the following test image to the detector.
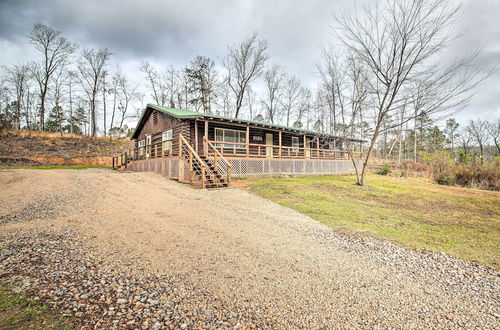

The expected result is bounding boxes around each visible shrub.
[454,165,500,191]
[400,160,429,177]
[378,163,392,175]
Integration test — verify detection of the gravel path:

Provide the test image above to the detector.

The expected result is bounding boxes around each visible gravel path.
[0,169,498,328]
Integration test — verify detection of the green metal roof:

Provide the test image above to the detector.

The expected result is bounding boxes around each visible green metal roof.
[131,103,364,142]
[146,104,362,141]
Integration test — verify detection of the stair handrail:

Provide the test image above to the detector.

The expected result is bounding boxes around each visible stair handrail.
[203,136,232,183]
[179,134,222,187]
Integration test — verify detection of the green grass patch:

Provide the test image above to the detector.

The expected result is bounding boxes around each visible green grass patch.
[246,174,500,268]
[0,287,71,329]
[0,165,110,170]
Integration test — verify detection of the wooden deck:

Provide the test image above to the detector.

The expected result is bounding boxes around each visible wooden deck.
[113,135,360,188]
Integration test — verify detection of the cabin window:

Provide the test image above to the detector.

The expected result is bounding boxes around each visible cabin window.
[138,139,145,157]
[214,128,246,149]
[153,111,158,125]
[162,129,173,155]
[292,137,300,151]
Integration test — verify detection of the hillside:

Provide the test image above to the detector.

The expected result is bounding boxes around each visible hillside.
[0,130,134,167]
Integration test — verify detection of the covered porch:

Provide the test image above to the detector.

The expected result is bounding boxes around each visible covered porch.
[192,119,360,161]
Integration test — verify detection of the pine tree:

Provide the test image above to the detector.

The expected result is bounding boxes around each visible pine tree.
[45,105,65,133]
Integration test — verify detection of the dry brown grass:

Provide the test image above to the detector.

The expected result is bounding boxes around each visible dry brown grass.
[0,129,122,141]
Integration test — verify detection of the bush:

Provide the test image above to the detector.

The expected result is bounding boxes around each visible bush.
[378,163,392,175]
[454,165,500,191]
[400,160,429,177]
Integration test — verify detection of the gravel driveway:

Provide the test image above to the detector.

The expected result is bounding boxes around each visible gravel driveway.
[0,169,498,328]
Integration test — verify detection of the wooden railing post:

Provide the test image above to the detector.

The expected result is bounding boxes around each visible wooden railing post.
[201,167,206,189]
[189,152,193,184]
[214,152,218,171]
[178,135,184,182]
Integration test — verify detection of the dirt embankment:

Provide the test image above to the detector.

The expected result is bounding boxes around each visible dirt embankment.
[0,130,134,166]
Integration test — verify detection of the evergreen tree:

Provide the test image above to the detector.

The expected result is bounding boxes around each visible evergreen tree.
[185,56,217,113]
[45,105,66,132]
[445,118,460,150]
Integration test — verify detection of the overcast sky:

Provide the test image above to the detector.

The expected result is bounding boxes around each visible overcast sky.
[0,0,498,126]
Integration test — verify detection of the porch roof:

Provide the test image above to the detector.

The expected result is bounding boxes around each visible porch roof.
[132,104,365,142]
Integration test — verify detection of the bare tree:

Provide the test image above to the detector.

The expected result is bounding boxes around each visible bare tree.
[28,23,77,130]
[295,87,312,128]
[101,70,108,136]
[334,0,486,185]
[222,32,269,118]
[49,67,68,135]
[281,75,302,127]
[486,119,500,155]
[78,47,111,137]
[262,64,285,124]
[140,61,168,106]
[467,119,489,164]
[456,128,473,160]
[165,65,179,107]
[115,71,139,130]
[3,64,31,130]
[66,70,78,134]
[318,47,345,134]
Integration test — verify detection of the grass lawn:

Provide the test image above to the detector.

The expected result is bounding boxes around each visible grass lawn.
[0,287,71,329]
[244,174,500,269]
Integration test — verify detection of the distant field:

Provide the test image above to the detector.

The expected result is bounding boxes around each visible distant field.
[243,175,500,268]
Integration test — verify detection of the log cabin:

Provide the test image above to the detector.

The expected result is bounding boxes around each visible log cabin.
[114,104,363,188]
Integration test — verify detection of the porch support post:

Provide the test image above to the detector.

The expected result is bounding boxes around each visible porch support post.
[194,120,199,153]
[303,134,307,159]
[333,138,337,160]
[316,136,320,159]
[204,120,208,155]
[278,131,282,158]
[246,126,250,157]
[178,135,184,182]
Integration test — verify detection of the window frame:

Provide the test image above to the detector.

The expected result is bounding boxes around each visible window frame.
[214,128,246,149]
[291,136,300,152]
[162,129,173,142]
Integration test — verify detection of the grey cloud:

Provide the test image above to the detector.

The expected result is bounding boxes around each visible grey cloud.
[0,0,498,124]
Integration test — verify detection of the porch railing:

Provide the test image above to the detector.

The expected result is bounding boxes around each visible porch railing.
[113,135,359,171]
[204,139,357,160]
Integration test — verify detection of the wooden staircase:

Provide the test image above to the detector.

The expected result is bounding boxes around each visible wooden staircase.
[188,154,228,188]
[112,135,231,189]
[179,134,232,189]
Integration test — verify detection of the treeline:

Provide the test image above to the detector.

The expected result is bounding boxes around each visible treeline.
[377,116,500,190]
[376,116,499,165]
[0,0,497,188]
[0,24,337,139]
[0,24,139,138]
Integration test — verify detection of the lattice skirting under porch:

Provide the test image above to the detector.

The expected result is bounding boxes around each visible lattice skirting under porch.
[226,158,360,177]
[122,157,360,180]
[122,157,184,180]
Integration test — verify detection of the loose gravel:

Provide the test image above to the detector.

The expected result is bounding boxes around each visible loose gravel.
[0,169,498,329]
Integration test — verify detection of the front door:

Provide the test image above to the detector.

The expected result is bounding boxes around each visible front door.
[145,135,152,159]
[266,133,273,158]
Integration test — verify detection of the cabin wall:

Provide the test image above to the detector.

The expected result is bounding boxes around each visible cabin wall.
[134,110,190,155]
